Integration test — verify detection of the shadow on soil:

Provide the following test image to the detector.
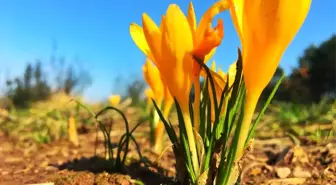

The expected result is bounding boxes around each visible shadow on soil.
[51,156,178,185]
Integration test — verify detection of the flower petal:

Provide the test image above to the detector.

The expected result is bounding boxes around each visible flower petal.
[211,60,216,71]
[204,47,216,63]
[229,0,244,48]
[143,58,164,103]
[242,0,311,94]
[162,4,193,62]
[142,13,162,66]
[227,61,237,88]
[199,66,226,89]
[187,2,197,45]
[160,4,194,105]
[196,0,229,46]
[193,19,224,60]
[129,23,155,62]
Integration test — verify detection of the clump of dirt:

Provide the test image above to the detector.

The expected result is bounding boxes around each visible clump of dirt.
[95,172,133,185]
[53,171,95,185]
[52,170,133,185]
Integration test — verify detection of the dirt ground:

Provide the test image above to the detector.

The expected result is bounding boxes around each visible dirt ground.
[0,120,335,185]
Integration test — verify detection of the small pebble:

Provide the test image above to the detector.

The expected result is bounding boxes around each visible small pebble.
[45,166,57,171]
[293,166,311,178]
[275,167,291,179]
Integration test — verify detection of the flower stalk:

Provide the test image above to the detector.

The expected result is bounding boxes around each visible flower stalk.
[193,76,201,134]
[234,92,258,162]
[183,109,200,176]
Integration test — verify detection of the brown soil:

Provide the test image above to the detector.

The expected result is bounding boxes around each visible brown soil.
[0,121,335,185]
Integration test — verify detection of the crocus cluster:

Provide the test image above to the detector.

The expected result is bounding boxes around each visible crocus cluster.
[130,0,311,184]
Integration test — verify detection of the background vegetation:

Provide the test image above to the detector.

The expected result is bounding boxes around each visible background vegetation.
[0,34,335,144]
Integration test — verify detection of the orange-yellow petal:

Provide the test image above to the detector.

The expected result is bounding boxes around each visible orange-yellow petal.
[129,23,155,62]
[229,0,244,48]
[145,88,154,99]
[160,4,194,107]
[187,2,197,45]
[227,61,237,88]
[196,0,229,46]
[217,68,226,79]
[242,0,311,95]
[193,19,224,60]
[211,60,216,71]
[142,13,162,66]
[142,58,164,102]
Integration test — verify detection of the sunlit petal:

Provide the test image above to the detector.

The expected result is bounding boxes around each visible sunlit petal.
[187,2,197,45]
[129,23,155,62]
[196,0,229,46]
[142,13,162,66]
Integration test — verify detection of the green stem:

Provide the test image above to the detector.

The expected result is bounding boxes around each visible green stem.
[193,76,201,134]
[227,91,259,185]
[183,109,200,176]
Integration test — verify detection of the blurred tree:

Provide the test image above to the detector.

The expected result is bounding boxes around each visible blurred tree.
[261,65,312,104]
[261,34,336,104]
[33,61,51,102]
[3,42,92,108]
[24,63,32,94]
[5,62,51,107]
[125,79,146,106]
[285,65,312,103]
[302,35,336,101]
[51,55,92,95]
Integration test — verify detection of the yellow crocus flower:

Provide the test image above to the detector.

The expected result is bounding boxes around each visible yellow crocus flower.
[156,5,200,173]
[109,95,121,106]
[129,1,230,174]
[68,115,79,146]
[130,6,194,110]
[130,1,230,108]
[230,0,312,97]
[227,1,311,184]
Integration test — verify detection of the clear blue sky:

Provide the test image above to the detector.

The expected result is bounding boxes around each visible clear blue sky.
[0,0,335,102]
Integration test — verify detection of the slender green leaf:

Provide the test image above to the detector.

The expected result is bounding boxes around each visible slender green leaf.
[194,56,219,121]
[217,91,246,185]
[174,98,196,180]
